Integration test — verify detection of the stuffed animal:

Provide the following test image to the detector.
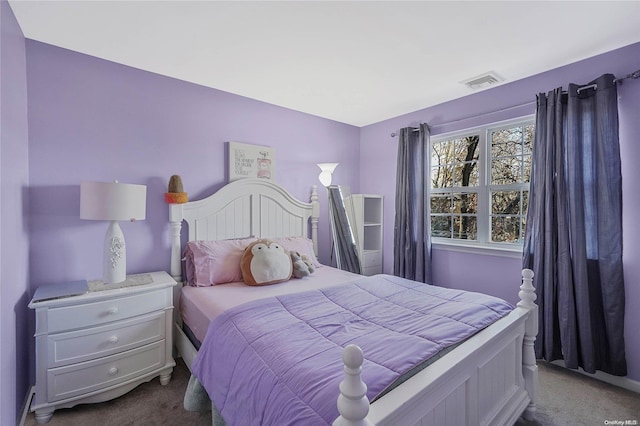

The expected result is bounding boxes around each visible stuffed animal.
[301,254,315,274]
[290,251,311,278]
[241,239,292,286]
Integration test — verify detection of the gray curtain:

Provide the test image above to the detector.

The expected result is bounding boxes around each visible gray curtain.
[394,123,432,283]
[523,74,626,376]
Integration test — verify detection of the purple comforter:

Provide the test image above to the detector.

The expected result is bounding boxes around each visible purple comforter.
[191,274,513,426]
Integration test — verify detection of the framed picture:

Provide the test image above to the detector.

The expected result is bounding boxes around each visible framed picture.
[228,142,276,182]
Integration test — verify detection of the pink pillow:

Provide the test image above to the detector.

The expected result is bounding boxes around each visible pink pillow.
[184,237,257,286]
[271,236,321,269]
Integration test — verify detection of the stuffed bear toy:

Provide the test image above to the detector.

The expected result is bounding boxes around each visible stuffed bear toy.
[241,239,292,286]
[290,251,311,278]
[301,254,315,274]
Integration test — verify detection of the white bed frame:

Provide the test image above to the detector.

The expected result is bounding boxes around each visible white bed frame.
[168,178,538,426]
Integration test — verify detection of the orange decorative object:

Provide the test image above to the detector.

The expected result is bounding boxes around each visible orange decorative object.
[164,192,188,204]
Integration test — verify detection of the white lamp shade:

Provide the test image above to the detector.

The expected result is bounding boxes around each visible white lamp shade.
[80,181,147,221]
[317,163,339,187]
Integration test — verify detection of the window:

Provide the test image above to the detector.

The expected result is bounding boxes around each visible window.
[430,117,534,249]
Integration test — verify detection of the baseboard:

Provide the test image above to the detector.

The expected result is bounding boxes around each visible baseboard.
[18,386,35,426]
[550,360,640,394]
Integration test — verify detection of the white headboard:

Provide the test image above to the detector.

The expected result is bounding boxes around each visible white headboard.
[168,178,319,283]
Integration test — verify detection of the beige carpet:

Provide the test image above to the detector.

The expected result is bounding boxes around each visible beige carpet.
[24,359,639,425]
[24,359,211,426]
[516,362,639,426]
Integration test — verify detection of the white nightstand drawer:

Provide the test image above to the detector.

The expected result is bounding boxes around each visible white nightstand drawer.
[363,265,382,276]
[362,251,382,267]
[47,289,167,333]
[47,311,166,368]
[47,340,165,402]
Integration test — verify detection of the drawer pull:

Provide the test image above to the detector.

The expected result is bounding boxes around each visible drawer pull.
[108,367,119,376]
[108,335,119,344]
[107,307,119,315]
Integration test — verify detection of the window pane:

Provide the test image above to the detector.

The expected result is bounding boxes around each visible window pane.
[454,193,478,214]
[523,155,532,182]
[491,216,521,242]
[523,190,529,215]
[491,157,522,184]
[492,191,520,214]
[431,216,451,238]
[432,140,455,166]
[491,127,523,158]
[523,124,534,155]
[454,136,480,163]
[454,161,479,186]
[431,166,454,188]
[453,216,477,240]
[430,195,451,213]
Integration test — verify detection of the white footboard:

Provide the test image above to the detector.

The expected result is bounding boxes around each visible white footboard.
[334,269,538,426]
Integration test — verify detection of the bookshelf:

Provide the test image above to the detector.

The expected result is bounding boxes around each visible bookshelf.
[350,194,383,276]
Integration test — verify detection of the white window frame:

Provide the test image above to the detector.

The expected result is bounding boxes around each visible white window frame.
[429,115,534,257]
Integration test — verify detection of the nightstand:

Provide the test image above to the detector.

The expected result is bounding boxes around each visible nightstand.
[28,271,177,424]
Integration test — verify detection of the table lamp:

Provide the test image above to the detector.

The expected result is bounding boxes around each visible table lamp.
[80,181,147,284]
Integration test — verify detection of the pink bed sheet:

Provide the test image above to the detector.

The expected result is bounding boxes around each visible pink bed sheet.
[180,266,362,343]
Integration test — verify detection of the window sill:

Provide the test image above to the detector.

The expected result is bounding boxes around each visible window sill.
[432,240,523,259]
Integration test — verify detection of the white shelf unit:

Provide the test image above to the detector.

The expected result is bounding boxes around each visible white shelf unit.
[350,194,383,276]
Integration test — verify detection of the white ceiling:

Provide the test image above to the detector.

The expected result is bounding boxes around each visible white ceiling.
[8,1,640,127]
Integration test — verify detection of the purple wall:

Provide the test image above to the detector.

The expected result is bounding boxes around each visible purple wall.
[360,42,640,382]
[25,40,360,289]
[1,0,31,423]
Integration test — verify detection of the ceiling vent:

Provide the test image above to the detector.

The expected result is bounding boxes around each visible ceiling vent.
[461,72,505,90]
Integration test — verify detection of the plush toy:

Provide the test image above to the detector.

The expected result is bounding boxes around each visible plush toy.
[290,251,311,278]
[165,175,188,204]
[241,239,292,286]
[301,254,315,274]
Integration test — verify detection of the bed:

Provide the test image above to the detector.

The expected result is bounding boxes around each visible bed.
[168,178,538,425]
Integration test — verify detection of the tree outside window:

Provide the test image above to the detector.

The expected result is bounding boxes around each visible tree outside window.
[430,119,533,246]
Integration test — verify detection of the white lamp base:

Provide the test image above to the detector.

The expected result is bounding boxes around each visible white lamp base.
[103,221,126,284]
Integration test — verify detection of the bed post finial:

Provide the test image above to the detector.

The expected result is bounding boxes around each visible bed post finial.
[311,185,320,257]
[517,268,538,420]
[333,345,372,426]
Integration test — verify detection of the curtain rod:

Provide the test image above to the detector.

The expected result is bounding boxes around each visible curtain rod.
[391,68,640,138]
[614,68,640,84]
[576,69,640,94]
[389,100,535,138]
